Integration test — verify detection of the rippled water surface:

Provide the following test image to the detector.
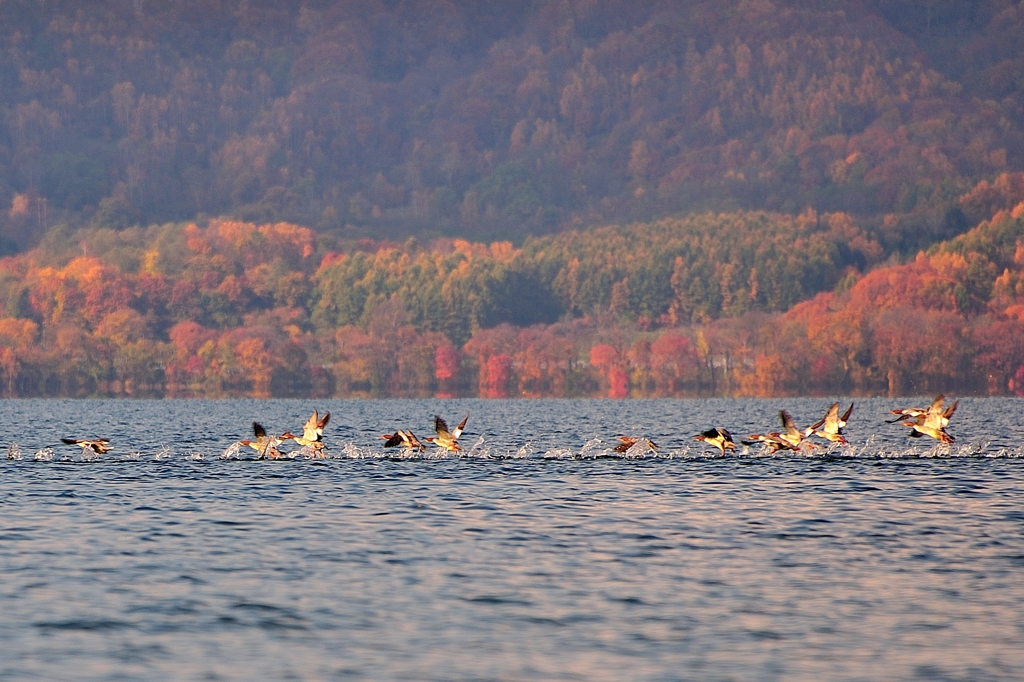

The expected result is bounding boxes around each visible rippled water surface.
[2,397,1024,681]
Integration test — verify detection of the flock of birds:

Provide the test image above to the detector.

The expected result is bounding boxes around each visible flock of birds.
[691,393,958,456]
[57,409,471,459]
[611,395,957,457]
[51,394,962,459]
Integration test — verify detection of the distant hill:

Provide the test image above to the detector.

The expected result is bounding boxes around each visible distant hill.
[3,0,1024,254]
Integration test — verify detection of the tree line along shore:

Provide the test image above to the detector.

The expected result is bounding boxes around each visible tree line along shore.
[2,186,1024,398]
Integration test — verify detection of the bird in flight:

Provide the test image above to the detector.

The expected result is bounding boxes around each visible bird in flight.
[694,427,735,455]
[896,394,958,444]
[806,402,854,445]
[613,436,659,453]
[381,429,427,451]
[744,410,810,453]
[285,409,330,457]
[241,422,293,459]
[61,438,112,455]
[425,414,469,451]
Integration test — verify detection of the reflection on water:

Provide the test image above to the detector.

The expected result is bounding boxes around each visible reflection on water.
[1,398,1023,681]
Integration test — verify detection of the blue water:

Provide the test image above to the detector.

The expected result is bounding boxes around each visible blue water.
[2,398,1023,681]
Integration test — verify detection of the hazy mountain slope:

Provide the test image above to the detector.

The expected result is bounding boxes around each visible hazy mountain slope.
[2,0,1024,254]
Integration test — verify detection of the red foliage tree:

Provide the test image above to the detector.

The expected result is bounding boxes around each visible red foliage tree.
[434,343,461,396]
[485,353,513,398]
[590,344,628,398]
[650,333,699,394]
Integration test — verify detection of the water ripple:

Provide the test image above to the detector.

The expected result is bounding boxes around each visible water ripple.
[1,398,1023,681]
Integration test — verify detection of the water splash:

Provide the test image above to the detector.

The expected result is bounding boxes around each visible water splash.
[378,445,421,460]
[579,438,605,458]
[341,442,378,459]
[465,435,486,458]
[512,442,533,459]
[420,444,451,460]
[220,442,243,460]
[295,444,327,459]
[673,444,699,459]
[852,435,877,458]
[620,438,658,458]
[739,442,773,458]
[10,437,1024,464]
[961,438,991,456]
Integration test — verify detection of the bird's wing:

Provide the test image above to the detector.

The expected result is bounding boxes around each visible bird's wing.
[924,397,954,429]
[815,402,843,434]
[317,411,331,432]
[780,410,801,439]
[840,403,854,425]
[61,438,80,445]
[823,402,840,428]
[382,433,403,448]
[808,413,828,432]
[302,411,319,441]
[253,422,267,439]
[942,400,959,422]
[452,413,469,439]
[887,407,925,423]
[434,415,451,438]
[302,424,318,441]
[743,433,774,445]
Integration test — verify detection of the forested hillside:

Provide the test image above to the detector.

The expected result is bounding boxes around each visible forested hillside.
[2,175,1024,398]
[3,0,1024,252]
[4,1,1024,398]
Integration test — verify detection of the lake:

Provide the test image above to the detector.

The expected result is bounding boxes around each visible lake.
[2,397,1023,681]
